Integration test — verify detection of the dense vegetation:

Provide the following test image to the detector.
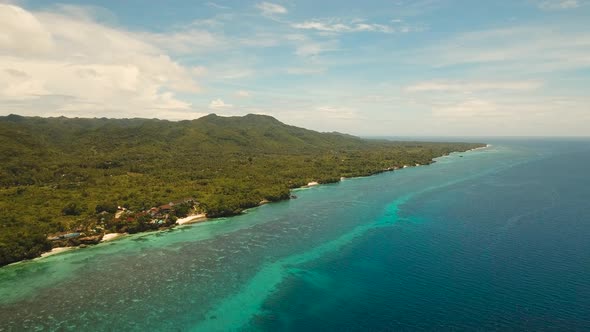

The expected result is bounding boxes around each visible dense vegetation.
[0,114,483,266]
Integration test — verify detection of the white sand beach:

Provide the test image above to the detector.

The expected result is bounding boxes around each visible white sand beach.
[40,247,74,258]
[101,233,127,242]
[176,213,207,225]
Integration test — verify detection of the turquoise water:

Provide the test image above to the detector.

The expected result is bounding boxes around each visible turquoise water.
[1,139,590,331]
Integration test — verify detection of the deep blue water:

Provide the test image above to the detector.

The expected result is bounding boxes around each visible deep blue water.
[1,139,589,331]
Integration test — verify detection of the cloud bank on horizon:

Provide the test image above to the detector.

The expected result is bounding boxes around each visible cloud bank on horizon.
[0,0,589,136]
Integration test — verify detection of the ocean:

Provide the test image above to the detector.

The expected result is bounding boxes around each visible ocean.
[1,139,589,331]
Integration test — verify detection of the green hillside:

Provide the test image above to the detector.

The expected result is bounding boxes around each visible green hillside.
[0,114,484,265]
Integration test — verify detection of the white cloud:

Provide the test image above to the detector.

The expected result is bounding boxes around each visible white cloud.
[292,19,411,34]
[206,2,231,10]
[414,26,590,73]
[286,67,326,75]
[537,0,580,10]
[294,40,339,57]
[0,3,204,118]
[315,106,362,120]
[256,2,287,16]
[239,33,281,47]
[406,80,543,93]
[0,4,54,56]
[0,68,47,99]
[209,98,233,109]
[420,95,590,136]
[218,69,254,79]
[192,66,208,76]
[141,29,223,54]
[432,99,500,118]
[236,90,250,97]
[294,42,324,56]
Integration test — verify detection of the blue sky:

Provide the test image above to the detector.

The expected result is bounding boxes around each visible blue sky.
[1,0,589,136]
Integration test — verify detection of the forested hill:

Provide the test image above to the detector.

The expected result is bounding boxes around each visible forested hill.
[1,113,360,176]
[0,114,484,266]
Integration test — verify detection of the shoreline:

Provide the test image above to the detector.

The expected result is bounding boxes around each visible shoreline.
[17,144,487,265]
[176,213,208,225]
[468,144,491,152]
[101,233,127,242]
[38,247,76,258]
[436,144,491,160]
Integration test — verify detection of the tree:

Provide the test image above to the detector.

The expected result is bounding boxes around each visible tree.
[95,202,118,214]
[172,203,191,218]
[62,202,82,216]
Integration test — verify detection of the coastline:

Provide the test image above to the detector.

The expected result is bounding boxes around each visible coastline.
[468,144,491,152]
[21,144,488,264]
[101,233,127,242]
[39,246,76,258]
[4,140,589,331]
[176,213,207,225]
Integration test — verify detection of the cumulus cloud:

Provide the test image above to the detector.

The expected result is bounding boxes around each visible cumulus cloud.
[209,98,233,109]
[0,3,205,118]
[256,2,287,16]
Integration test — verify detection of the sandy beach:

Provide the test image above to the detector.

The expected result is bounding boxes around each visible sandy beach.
[101,233,127,242]
[176,213,207,225]
[40,247,75,258]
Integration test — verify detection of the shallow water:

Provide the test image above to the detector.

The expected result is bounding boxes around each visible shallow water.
[1,139,589,331]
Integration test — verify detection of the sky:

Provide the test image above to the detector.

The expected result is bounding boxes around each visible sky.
[1,0,589,136]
